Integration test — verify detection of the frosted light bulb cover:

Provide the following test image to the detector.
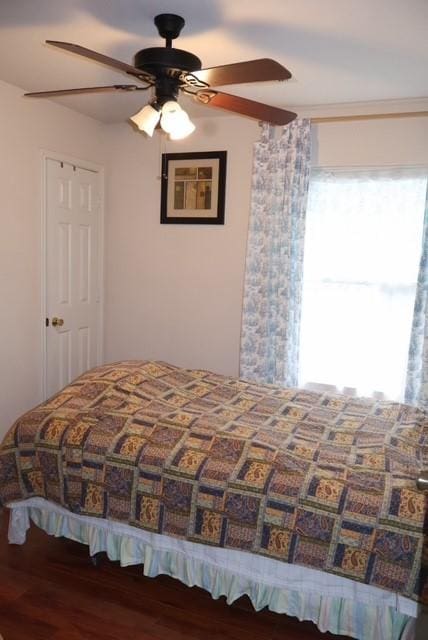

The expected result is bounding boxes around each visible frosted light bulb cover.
[160,101,184,134]
[130,104,160,136]
[169,112,196,139]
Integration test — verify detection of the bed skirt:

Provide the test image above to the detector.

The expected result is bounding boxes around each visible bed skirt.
[7,498,417,640]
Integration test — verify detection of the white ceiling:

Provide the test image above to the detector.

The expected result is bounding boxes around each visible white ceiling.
[0,0,427,123]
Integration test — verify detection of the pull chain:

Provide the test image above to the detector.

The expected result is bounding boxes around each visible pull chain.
[158,130,167,180]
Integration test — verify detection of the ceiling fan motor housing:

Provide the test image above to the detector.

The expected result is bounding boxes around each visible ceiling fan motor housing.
[134,13,202,105]
[134,47,202,106]
[134,47,202,75]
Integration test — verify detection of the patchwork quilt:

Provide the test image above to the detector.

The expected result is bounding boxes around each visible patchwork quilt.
[0,361,427,602]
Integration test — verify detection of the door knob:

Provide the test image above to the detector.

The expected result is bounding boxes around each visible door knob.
[52,317,64,327]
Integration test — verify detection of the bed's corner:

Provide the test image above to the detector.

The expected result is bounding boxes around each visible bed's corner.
[7,503,30,545]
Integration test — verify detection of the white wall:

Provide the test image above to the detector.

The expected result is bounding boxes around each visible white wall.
[312,116,428,167]
[0,79,107,437]
[104,117,259,375]
[104,115,428,380]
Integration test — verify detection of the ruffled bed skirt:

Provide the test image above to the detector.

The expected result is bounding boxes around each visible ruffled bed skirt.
[8,498,416,640]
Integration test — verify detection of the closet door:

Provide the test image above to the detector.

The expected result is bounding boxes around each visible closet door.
[45,158,102,398]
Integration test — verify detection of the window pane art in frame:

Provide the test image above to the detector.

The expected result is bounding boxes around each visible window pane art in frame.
[161,151,227,224]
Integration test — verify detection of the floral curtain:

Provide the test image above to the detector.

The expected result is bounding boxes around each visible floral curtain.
[239,119,311,386]
[405,189,428,408]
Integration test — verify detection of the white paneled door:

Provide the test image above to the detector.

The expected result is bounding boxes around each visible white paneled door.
[45,158,102,398]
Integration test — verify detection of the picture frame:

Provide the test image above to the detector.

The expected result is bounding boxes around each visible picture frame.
[160,151,227,224]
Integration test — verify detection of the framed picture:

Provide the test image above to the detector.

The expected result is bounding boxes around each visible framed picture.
[160,151,227,224]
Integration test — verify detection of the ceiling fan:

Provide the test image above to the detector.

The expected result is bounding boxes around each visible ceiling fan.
[25,13,297,139]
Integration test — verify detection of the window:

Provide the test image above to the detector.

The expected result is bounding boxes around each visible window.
[299,168,427,401]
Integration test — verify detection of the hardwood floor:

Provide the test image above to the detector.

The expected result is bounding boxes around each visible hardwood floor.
[0,510,350,640]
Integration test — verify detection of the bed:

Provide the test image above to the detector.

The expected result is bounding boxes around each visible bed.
[0,360,426,639]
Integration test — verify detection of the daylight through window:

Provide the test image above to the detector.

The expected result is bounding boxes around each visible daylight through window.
[299,167,427,401]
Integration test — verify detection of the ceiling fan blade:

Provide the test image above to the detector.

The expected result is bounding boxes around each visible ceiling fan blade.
[195,90,297,126]
[24,85,145,98]
[192,59,291,87]
[46,41,154,84]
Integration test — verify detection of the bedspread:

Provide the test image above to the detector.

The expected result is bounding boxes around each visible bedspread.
[0,360,427,602]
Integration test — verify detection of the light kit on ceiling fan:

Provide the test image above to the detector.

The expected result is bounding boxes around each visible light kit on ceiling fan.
[24,13,297,137]
[130,99,195,139]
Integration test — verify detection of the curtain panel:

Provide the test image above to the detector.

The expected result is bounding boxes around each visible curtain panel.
[240,120,311,386]
[406,190,428,408]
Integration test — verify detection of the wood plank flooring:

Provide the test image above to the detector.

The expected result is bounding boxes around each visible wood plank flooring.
[0,510,351,640]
